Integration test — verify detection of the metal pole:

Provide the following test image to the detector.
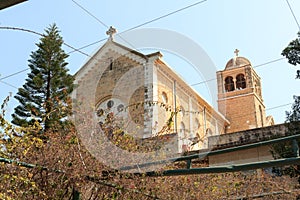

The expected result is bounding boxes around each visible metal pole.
[173,80,177,133]
[292,139,299,157]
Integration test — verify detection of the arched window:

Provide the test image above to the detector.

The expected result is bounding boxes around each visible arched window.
[180,122,185,136]
[109,57,113,70]
[180,122,189,152]
[162,92,168,104]
[206,128,213,137]
[236,74,246,89]
[179,106,185,118]
[224,76,235,92]
[195,119,200,130]
[255,80,262,97]
[259,105,264,127]
[203,128,213,149]
[194,119,200,138]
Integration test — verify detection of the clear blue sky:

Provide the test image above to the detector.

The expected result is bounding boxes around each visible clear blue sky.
[1,0,300,124]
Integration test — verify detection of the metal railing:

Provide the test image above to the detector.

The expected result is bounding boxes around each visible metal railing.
[120,133,300,176]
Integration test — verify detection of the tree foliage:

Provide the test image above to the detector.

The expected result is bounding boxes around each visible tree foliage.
[1,95,299,199]
[11,24,74,131]
[282,32,300,79]
[270,33,300,185]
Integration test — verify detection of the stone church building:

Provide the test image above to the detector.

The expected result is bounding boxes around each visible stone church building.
[73,27,274,154]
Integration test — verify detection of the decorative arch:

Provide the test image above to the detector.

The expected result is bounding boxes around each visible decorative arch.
[224,76,235,92]
[236,74,246,89]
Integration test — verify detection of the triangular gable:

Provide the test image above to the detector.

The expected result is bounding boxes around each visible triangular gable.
[74,39,153,83]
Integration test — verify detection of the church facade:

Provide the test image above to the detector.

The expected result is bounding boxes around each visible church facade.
[73,27,273,154]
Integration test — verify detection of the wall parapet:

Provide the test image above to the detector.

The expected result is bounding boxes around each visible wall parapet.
[207,123,295,150]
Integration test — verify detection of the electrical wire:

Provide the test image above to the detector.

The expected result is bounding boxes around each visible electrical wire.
[225,102,293,122]
[190,57,286,86]
[0,80,18,89]
[0,0,209,85]
[175,90,292,120]
[66,38,107,54]
[69,0,208,53]
[0,54,286,91]
[0,26,108,89]
[0,26,94,59]
[0,68,29,81]
[253,57,286,69]
[71,0,149,53]
[285,0,300,31]
[119,0,208,34]
[266,103,293,111]
[71,0,109,29]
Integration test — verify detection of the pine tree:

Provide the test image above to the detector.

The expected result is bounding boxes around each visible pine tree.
[12,24,74,132]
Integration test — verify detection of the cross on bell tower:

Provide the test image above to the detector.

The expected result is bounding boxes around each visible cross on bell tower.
[234,49,239,57]
[233,49,239,65]
[106,26,117,41]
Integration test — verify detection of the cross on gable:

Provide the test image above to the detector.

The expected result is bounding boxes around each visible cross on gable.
[106,26,117,40]
[234,49,240,57]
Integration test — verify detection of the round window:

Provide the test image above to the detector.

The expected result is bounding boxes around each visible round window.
[107,100,114,108]
[117,104,124,112]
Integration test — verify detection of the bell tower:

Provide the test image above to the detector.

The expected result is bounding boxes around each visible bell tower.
[217,49,269,133]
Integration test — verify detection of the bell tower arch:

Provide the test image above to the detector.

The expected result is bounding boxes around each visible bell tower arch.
[216,49,270,133]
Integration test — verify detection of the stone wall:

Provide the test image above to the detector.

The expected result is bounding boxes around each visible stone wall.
[208,123,287,150]
[208,124,289,166]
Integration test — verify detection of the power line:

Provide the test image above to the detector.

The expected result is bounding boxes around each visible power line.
[266,102,292,111]
[67,37,106,54]
[66,0,291,89]
[0,54,286,91]
[227,102,292,122]
[0,26,43,37]
[71,0,141,52]
[190,78,215,86]
[0,26,94,59]
[0,26,107,89]
[120,0,208,34]
[71,0,109,29]
[0,80,18,89]
[69,0,209,54]
[190,57,286,86]
[0,68,29,81]
[253,57,285,69]
[285,0,300,31]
